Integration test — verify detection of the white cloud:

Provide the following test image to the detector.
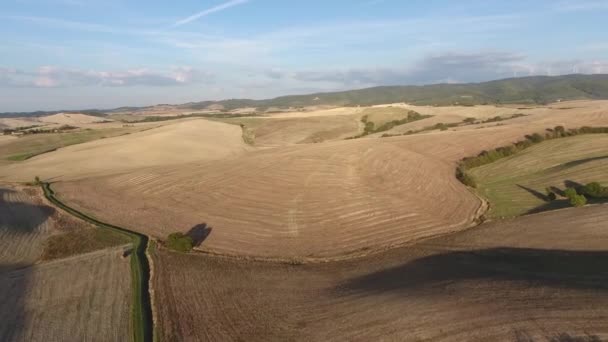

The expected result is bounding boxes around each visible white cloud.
[0,66,212,88]
[555,0,608,11]
[172,0,249,27]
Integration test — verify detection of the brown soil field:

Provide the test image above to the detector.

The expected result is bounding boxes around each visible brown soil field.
[152,205,608,341]
[0,118,251,181]
[0,247,132,342]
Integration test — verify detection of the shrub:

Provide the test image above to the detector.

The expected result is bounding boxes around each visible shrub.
[582,182,607,198]
[564,187,587,207]
[564,187,578,198]
[166,232,194,252]
[569,194,587,207]
[525,133,544,143]
[456,167,477,188]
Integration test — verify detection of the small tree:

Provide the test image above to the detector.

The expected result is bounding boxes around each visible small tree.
[34,176,41,185]
[166,232,194,252]
[569,194,587,207]
[564,187,587,207]
[582,182,606,198]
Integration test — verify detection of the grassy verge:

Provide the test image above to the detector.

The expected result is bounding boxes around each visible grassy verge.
[42,183,153,342]
[42,228,131,261]
[455,129,608,218]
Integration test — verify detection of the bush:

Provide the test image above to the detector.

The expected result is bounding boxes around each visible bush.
[582,182,607,198]
[456,167,477,188]
[564,187,578,198]
[569,194,587,207]
[166,232,194,252]
[564,187,587,207]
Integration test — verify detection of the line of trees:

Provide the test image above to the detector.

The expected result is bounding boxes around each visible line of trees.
[455,126,608,188]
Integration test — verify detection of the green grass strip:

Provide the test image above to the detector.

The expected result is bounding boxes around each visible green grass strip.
[41,182,153,342]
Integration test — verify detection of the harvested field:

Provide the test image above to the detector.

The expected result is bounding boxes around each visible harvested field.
[152,205,608,341]
[0,185,56,266]
[213,115,361,146]
[0,247,132,342]
[55,137,484,259]
[0,119,251,181]
[51,102,608,259]
[4,101,608,260]
[470,134,608,218]
[38,113,111,125]
[0,125,155,165]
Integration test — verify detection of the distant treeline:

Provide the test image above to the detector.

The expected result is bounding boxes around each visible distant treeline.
[128,112,257,123]
[346,111,431,139]
[456,126,608,188]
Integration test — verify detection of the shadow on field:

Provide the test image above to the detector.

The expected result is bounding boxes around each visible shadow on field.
[186,223,213,247]
[525,180,608,215]
[514,330,603,342]
[517,184,550,201]
[543,155,608,174]
[0,264,30,341]
[340,248,608,294]
[0,188,55,234]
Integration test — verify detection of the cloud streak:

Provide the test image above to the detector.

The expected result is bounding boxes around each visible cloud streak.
[172,0,249,27]
[0,66,212,88]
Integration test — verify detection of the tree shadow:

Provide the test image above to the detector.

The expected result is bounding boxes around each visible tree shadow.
[515,329,605,342]
[186,223,213,247]
[0,264,30,341]
[544,156,608,174]
[339,247,608,295]
[564,180,585,192]
[549,186,565,197]
[0,188,56,235]
[523,180,608,215]
[517,184,549,202]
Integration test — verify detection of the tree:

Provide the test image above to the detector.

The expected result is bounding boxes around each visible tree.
[582,182,606,198]
[564,187,587,207]
[569,194,587,207]
[34,176,41,185]
[166,232,194,252]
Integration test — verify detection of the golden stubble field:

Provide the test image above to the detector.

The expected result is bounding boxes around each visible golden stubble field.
[36,101,608,259]
[1,100,607,341]
[1,100,606,259]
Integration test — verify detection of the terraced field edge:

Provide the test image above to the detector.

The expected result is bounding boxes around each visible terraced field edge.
[41,182,153,342]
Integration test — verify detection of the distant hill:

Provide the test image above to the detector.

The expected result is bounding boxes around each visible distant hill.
[191,74,608,110]
[2,74,608,116]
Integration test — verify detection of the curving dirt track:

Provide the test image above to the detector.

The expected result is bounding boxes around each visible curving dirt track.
[152,205,608,341]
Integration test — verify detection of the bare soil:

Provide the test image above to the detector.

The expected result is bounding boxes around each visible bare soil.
[152,205,608,341]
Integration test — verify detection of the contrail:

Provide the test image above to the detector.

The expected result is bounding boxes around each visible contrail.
[173,0,249,27]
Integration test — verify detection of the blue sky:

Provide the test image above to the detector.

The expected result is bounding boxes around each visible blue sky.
[1,0,608,111]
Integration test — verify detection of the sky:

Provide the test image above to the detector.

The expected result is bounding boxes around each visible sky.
[1,0,608,111]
